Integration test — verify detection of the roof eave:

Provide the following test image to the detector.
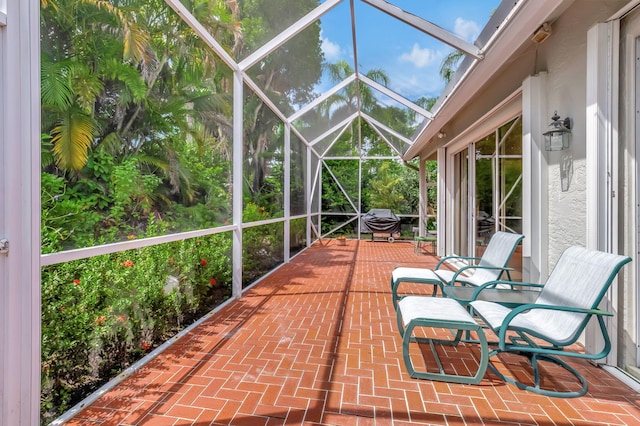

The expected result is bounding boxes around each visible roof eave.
[403,0,570,161]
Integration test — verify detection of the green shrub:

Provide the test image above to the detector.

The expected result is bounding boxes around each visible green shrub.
[40,225,232,424]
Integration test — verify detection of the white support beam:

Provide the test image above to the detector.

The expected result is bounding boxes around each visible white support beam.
[243,74,289,123]
[419,159,427,235]
[2,0,41,424]
[314,122,351,157]
[290,125,312,148]
[232,70,243,298]
[289,74,357,122]
[41,225,236,266]
[360,112,413,145]
[436,148,446,256]
[358,73,434,120]
[284,123,291,262]
[522,73,548,284]
[585,21,620,364]
[239,0,342,71]
[163,0,239,72]
[306,141,312,247]
[322,160,359,212]
[366,123,403,157]
[309,112,358,147]
[362,0,483,59]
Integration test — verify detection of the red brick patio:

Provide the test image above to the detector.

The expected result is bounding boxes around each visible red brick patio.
[64,239,640,425]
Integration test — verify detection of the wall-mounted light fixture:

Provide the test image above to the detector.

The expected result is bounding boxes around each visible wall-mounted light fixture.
[437,131,446,139]
[543,111,571,151]
[532,22,552,44]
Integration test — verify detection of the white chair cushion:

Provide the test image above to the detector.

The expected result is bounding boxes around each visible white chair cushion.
[398,296,476,327]
[392,267,441,283]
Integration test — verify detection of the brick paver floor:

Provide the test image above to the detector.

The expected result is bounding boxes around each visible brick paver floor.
[65,239,640,425]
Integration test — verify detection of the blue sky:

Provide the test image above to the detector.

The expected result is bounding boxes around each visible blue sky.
[316,0,501,103]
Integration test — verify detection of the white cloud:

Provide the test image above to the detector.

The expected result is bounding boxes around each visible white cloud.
[454,17,481,42]
[321,31,343,61]
[391,72,444,101]
[398,44,438,69]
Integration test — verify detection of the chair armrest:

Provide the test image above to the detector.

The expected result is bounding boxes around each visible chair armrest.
[470,280,544,300]
[497,304,613,350]
[435,255,481,269]
[473,280,543,290]
[449,265,514,285]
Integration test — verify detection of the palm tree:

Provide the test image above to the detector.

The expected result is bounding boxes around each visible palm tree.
[322,60,390,119]
[439,50,464,84]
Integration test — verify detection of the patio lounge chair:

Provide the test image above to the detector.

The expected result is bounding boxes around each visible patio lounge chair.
[391,231,524,309]
[397,246,631,397]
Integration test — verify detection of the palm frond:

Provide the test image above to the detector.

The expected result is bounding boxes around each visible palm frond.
[133,153,170,173]
[364,68,390,87]
[41,60,73,110]
[81,0,151,65]
[102,59,147,102]
[41,134,55,168]
[122,21,151,65]
[69,63,104,112]
[51,110,98,171]
[440,50,464,83]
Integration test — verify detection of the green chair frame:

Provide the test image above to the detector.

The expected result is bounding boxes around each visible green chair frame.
[470,246,631,398]
[396,296,489,384]
[391,231,524,310]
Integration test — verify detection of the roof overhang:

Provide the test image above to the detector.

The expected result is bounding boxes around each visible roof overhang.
[403,0,573,160]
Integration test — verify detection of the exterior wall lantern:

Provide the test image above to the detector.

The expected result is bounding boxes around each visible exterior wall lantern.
[543,111,571,151]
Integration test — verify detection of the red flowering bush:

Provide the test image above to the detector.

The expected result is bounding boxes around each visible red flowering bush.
[41,228,233,423]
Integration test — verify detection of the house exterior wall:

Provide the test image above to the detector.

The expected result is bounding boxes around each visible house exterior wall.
[428,0,638,370]
[543,3,598,269]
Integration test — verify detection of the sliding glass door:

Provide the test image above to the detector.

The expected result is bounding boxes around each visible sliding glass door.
[451,117,522,272]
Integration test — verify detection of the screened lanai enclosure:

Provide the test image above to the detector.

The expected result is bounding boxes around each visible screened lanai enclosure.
[2,0,530,423]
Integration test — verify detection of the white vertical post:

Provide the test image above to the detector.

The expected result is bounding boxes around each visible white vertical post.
[437,147,446,256]
[522,73,548,284]
[306,145,312,246]
[493,129,499,233]
[418,157,427,236]
[468,142,476,256]
[1,0,41,424]
[585,22,620,362]
[357,120,363,239]
[318,159,323,240]
[232,70,243,298]
[284,123,291,261]
[357,157,362,240]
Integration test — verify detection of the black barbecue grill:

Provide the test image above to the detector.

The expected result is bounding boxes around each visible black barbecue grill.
[360,209,401,242]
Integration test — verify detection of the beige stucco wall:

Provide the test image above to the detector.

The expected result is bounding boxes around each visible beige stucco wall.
[543,3,592,269]
[539,1,631,268]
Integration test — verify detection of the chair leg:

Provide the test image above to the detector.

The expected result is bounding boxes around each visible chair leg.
[400,317,489,385]
[486,350,589,398]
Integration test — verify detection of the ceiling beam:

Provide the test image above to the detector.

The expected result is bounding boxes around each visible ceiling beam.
[289,74,357,122]
[164,0,239,71]
[362,0,483,59]
[239,0,342,71]
[358,73,433,120]
[361,112,413,145]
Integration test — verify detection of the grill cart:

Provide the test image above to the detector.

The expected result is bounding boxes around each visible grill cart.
[361,209,401,242]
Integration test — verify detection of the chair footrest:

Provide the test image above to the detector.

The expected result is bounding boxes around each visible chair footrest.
[397,297,489,384]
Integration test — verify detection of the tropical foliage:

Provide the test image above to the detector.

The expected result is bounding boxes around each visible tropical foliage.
[38,0,437,422]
